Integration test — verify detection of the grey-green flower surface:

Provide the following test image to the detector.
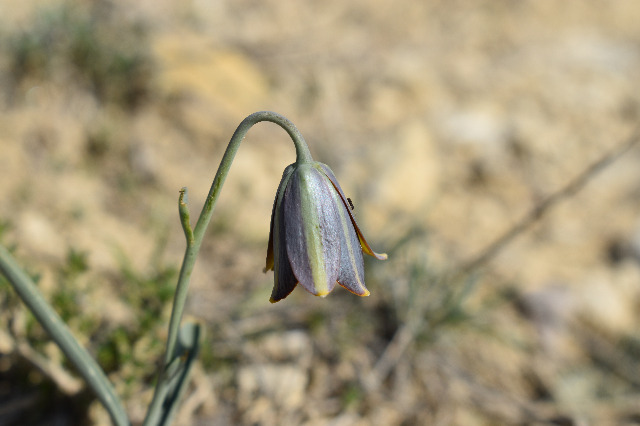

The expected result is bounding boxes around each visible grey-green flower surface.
[265,161,387,303]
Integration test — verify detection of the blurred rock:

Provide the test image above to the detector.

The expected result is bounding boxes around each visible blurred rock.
[518,284,576,355]
[237,364,308,410]
[0,328,13,353]
[17,210,66,261]
[255,330,312,365]
[439,107,508,152]
[369,120,440,233]
[577,271,637,334]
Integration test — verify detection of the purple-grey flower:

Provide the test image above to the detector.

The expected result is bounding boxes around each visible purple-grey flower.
[264,161,387,302]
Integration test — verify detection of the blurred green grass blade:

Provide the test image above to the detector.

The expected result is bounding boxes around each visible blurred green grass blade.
[144,322,201,426]
[161,322,201,426]
[0,244,129,426]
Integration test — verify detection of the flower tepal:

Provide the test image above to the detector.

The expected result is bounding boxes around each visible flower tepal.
[265,161,387,303]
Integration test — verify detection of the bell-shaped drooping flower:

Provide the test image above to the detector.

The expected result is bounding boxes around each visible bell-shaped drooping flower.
[264,160,387,302]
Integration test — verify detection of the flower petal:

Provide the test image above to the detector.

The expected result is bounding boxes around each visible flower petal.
[270,171,298,303]
[330,186,369,296]
[284,164,340,296]
[264,164,296,273]
[317,163,388,260]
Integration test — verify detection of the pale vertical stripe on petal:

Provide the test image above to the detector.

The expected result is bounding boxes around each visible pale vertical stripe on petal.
[285,164,339,296]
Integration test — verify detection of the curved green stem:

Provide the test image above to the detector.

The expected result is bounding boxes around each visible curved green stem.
[195,111,312,242]
[0,245,129,426]
[143,111,313,425]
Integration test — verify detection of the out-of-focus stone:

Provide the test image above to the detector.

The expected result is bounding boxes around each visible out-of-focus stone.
[369,120,440,233]
[256,330,312,365]
[17,211,66,261]
[0,328,13,353]
[237,364,308,410]
[577,272,637,334]
[518,284,577,355]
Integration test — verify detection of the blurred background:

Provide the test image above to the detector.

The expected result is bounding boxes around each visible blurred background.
[2,0,640,424]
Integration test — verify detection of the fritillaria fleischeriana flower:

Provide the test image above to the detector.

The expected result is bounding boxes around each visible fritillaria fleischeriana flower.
[264,161,387,302]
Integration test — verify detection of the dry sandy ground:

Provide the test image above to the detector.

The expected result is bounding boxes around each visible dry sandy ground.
[2,0,640,425]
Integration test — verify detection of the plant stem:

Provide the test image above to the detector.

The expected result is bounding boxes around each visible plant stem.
[143,111,313,425]
[0,244,130,426]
